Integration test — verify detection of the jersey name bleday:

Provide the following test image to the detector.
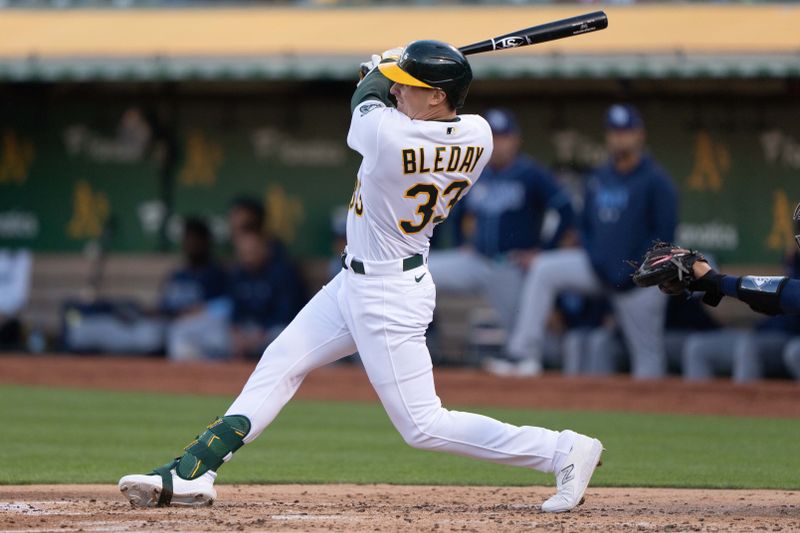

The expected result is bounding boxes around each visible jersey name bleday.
[346,99,493,262]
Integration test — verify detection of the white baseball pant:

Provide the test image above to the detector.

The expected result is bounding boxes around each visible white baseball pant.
[226,264,574,473]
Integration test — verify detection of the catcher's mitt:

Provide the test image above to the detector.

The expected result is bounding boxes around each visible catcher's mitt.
[630,242,706,294]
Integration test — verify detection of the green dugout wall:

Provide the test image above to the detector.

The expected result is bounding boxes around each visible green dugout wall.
[1,79,798,265]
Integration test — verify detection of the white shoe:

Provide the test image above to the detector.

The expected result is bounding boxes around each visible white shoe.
[482,356,542,377]
[119,467,217,507]
[541,434,604,513]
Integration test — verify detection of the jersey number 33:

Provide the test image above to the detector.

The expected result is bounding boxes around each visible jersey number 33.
[349,178,470,235]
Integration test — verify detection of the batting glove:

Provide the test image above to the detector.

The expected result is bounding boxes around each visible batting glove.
[358,47,405,85]
[380,47,404,61]
[358,54,383,83]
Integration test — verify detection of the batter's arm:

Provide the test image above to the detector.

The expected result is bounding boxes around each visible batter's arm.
[350,69,394,113]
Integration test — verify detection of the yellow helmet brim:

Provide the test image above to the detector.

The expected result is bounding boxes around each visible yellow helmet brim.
[378,62,434,89]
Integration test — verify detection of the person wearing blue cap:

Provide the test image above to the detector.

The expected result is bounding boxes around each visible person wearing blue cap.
[428,108,576,346]
[503,104,678,379]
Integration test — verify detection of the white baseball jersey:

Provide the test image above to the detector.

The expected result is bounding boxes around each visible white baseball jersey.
[345,99,493,261]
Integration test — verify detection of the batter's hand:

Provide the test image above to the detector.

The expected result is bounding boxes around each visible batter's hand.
[380,47,405,61]
[359,47,405,84]
[358,54,381,83]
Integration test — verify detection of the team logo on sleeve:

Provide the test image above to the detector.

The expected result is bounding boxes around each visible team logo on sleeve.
[359,103,384,116]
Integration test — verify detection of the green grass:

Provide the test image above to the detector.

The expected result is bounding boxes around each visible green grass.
[3,384,800,489]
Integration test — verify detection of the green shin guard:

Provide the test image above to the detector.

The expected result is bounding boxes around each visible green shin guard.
[177,415,251,479]
[150,415,250,506]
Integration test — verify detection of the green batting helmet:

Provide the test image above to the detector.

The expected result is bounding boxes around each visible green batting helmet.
[379,40,473,109]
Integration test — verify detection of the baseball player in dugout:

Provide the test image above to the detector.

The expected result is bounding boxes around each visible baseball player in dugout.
[119,41,603,513]
[428,108,576,347]
[501,105,679,379]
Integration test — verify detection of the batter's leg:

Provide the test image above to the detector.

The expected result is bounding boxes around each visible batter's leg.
[338,268,602,512]
[119,272,357,507]
[225,271,357,441]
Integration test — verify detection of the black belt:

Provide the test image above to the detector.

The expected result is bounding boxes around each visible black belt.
[341,253,424,275]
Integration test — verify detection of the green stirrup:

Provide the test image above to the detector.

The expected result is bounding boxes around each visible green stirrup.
[150,458,179,507]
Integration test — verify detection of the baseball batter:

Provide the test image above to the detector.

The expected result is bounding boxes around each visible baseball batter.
[119,40,603,514]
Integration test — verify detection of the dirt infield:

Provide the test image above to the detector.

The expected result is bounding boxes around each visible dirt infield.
[1,484,798,533]
[3,355,800,531]
[1,355,799,417]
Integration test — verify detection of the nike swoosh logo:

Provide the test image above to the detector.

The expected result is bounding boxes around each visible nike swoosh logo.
[415,273,427,283]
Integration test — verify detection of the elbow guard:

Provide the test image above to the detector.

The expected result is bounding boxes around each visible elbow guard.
[737,276,789,315]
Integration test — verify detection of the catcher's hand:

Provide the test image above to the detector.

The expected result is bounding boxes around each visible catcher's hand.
[630,242,704,292]
[631,242,724,306]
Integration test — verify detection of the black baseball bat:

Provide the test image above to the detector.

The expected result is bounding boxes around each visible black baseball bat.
[458,11,608,56]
